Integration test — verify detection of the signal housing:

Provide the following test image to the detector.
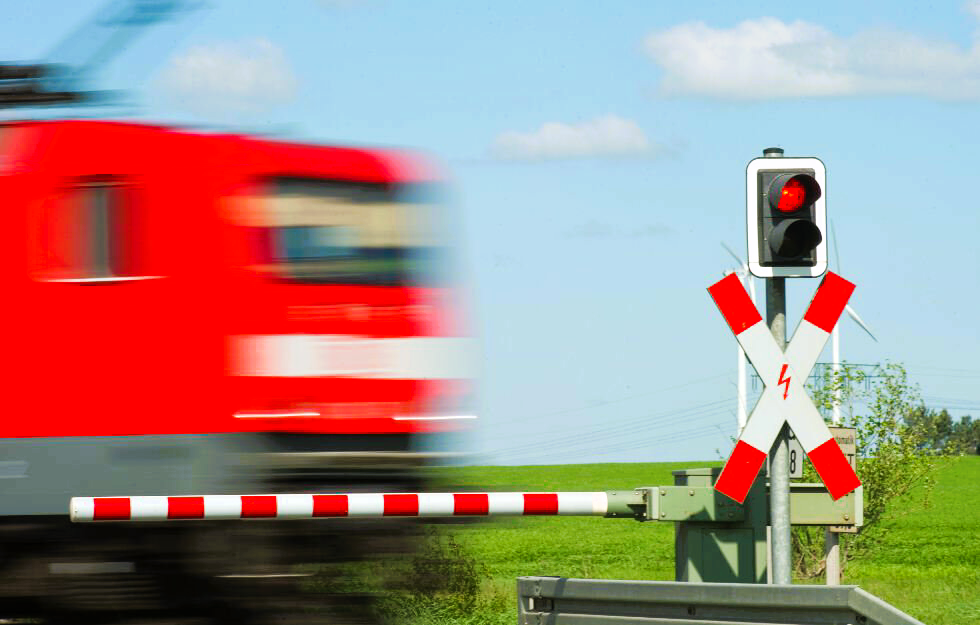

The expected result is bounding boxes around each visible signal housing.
[746,156,827,278]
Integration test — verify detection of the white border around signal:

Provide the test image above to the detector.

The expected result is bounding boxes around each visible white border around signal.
[745,156,827,278]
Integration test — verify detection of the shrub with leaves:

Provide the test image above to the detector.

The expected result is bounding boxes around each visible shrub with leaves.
[792,362,955,578]
[375,530,508,625]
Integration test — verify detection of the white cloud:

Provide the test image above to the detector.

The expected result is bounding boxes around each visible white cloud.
[644,10,980,100]
[492,115,656,160]
[158,38,298,114]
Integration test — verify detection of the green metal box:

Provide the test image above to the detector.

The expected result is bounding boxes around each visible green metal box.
[672,468,768,584]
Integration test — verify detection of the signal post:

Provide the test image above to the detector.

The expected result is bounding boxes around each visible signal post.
[755,146,827,584]
[715,146,850,585]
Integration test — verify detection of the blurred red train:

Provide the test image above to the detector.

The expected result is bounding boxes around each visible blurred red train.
[0,119,473,624]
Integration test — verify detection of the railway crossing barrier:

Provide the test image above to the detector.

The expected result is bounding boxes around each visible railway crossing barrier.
[70,467,860,585]
[71,481,926,622]
[72,491,638,522]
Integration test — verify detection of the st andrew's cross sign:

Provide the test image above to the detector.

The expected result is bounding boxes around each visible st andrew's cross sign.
[707,271,861,503]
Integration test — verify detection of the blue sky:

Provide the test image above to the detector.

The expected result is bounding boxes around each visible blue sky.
[4,0,980,465]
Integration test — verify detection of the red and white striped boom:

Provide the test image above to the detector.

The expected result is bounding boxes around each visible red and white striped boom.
[71,492,619,522]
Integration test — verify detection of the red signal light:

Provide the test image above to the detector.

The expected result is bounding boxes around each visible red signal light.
[777,178,807,212]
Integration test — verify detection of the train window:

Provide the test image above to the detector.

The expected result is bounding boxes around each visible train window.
[39,181,146,282]
[241,178,446,286]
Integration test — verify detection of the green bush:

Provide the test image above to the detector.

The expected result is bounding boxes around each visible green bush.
[375,530,509,625]
[793,362,956,578]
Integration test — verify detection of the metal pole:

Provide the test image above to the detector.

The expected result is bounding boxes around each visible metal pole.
[737,270,758,434]
[825,531,841,585]
[725,269,748,434]
[767,275,792,585]
[761,146,792,585]
[737,326,748,434]
[741,273,757,434]
[831,324,841,425]
[825,323,842,585]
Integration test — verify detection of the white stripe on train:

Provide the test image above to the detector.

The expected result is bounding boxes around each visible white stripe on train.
[232,335,476,379]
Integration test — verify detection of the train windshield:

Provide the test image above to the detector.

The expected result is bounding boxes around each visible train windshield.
[247,178,449,286]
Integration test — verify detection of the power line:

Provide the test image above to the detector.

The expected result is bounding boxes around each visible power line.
[487,398,732,458]
[485,371,729,429]
[482,393,731,446]
[496,421,731,465]
[921,396,980,411]
[489,406,732,461]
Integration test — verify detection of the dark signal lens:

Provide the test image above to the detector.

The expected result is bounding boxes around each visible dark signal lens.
[777,178,806,212]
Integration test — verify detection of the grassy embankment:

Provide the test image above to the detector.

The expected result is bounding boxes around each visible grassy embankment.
[367,456,979,624]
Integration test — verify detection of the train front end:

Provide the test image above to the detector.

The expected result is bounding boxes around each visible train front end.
[0,120,474,624]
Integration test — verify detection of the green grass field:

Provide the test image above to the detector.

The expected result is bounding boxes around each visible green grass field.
[381,456,980,624]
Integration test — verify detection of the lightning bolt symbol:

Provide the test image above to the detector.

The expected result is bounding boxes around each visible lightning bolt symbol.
[778,364,791,400]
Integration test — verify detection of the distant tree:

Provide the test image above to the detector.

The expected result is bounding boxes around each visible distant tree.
[906,408,980,454]
[905,406,955,451]
[950,415,980,454]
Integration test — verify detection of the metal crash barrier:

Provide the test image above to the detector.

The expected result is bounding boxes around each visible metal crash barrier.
[517,577,925,625]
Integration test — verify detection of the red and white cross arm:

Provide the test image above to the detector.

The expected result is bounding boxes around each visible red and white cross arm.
[707,271,861,503]
[70,492,611,522]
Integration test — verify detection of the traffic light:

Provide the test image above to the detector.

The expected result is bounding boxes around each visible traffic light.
[746,154,827,278]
